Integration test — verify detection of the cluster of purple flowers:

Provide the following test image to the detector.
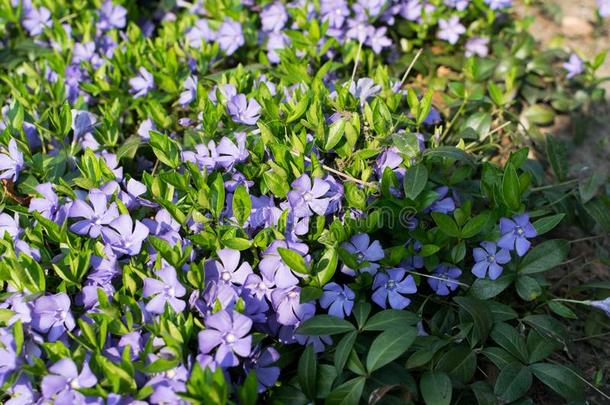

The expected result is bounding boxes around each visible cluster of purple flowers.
[471,213,537,280]
[1,0,597,403]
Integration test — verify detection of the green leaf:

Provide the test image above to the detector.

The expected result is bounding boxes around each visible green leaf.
[334,331,357,373]
[548,301,577,319]
[278,247,309,275]
[325,376,365,405]
[392,131,421,160]
[490,323,529,363]
[482,347,519,369]
[583,197,610,233]
[232,185,252,226]
[366,327,416,373]
[494,362,532,402]
[523,104,555,125]
[403,164,428,200]
[578,172,604,204]
[362,309,419,331]
[470,381,496,405]
[209,174,225,220]
[263,171,290,198]
[420,371,452,405]
[454,297,493,346]
[149,130,181,169]
[532,213,565,235]
[522,314,567,342]
[296,315,356,336]
[431,212,461,238]
[352,302,371,329]
[325,118,346,150]
[469,275,514,300]
[527,330,560,363]
[502,163,521,210]
[424,146,476,165]
[488,82,504,106]
[516,275,542,301]
[300,286,323,303]
[519,239,569,274]
[545,137,567,181]
[416,89,433,126]
[298,344,317,400]
[529,363,585,400]
[461,213,490,238]
[237,371,258,405]
[313,247,338,286]
[436,345,477,384]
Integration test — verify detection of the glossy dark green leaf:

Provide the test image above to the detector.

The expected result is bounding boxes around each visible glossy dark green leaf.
[324,376,365,405]
[403,163,428,200]
[362,309,419,331]
[502,163,521,210]
[490,323,529,363]
[519,239,569,274]
[296,315,356,336]
[529,363,585,400]
[454,297,493,346]
[232,184,252,226]
[515,275,542,301]
[278,247,309,274]
[298,344,317,400]
[366,327,416,372]
[532,213,565,235]
[494,362,532,402]
[420,371,452,405]
[334,330,357,373]
[436,345,477,384]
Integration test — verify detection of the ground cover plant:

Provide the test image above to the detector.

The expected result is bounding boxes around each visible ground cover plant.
[0,0,609,404]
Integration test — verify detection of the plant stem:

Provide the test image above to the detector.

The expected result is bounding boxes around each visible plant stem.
[398,48,423,89]
[409,270,470,287]
[531,179,578,192]
[349,40,364,86]
[569,235,606,244]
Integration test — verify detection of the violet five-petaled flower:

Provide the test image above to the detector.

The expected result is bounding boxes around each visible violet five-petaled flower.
[563,53,584,79]
[22,6,52,36]
[216,18,245,55]
[98,0,127,31]
[29,183,68,224]
[320,282,355,317]
[340,233,385,276]
[437,16,465,45]
[271,286,316,326]
[198,310,252,367]
[179,75,198,106]
[428,265,462,296]
[32,293,75,342]
[288,174,331,218]
[497,213,537,256]
[41,358,97,402]
[143,266,187,314]
[68,190,119,238]
[227,94,261,125]
[101,214,149,256]
[129,67,154,98]
[372,268,417,309]
[259,241,307,288]
[472,241,511,280]
[0,139,24,182]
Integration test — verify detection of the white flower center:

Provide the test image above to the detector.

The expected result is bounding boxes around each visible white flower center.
[226,333,236,343]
